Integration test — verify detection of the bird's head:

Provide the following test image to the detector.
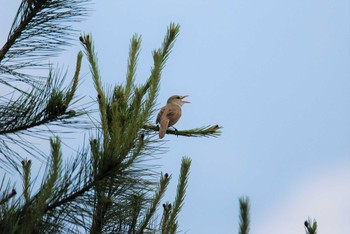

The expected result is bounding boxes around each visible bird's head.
[167,95,190,106]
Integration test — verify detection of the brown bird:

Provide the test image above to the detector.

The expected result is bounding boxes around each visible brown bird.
[156,95,190,139]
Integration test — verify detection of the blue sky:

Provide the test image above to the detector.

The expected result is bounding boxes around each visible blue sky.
[1,0,350,233]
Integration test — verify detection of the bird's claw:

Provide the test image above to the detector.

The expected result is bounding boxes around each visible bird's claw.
[171,127,179,137]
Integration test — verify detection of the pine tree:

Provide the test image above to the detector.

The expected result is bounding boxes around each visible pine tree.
[0,1,221,233]
[1,1,319,233]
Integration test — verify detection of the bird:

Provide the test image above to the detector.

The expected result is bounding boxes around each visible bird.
[156,95,190,139]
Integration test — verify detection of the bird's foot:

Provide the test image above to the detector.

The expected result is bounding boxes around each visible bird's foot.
[171,127,179,137]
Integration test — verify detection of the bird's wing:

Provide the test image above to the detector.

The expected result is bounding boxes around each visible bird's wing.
[156,107,165,124]
[159,107,170,139]
[166,105,182,126]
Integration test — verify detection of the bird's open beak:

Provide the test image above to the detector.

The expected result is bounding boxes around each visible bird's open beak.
[180,95,190,104]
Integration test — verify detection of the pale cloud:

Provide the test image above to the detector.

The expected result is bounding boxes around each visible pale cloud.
[255,161,350,234]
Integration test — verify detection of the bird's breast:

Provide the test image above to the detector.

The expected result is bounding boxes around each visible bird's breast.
[167,104,182,127]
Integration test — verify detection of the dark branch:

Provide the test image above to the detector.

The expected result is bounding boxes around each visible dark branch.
[0,189,17,205]
[0,0,46,61]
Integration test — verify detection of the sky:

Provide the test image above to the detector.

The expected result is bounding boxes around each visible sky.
[1,0,350,233]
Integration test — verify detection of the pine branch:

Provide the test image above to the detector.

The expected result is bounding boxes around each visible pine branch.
[15,137,63,233]
[138,172,171,233]
[0,0,90,86]
[124,194,142,234]
[43,128,143,224]
[142,23,180,119]
[238,197,250,234]
[35,146,92,233]
[4,23,209,233]
[142,124,222,138]
[80,34,109,151]
[304,218,317,234]
[122,133,145,170]
[0,189,17,206]
[161,202,172,234]
[0,51,85,136]
[0,0,47,62]
[0,51,87,170]
[43,180,93,213]
[125,35,141,100]
[74,25,183,233]
[42,137,144,214]
[39,137,62,197]
[90,192,110,234]
[21,159,32,205]
[165,157,191,234]
[64,51,83,106]
[0,135,44,172]
[159,23,181,66]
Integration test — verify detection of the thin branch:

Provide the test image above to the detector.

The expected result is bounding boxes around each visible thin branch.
[0,0,90,88]
[0,0,46,61]
[0,189,17,205]
[142,124,222,138]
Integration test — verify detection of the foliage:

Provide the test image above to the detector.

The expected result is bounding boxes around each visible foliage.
[0,1,221,233]
[305,218,318,234]
[238,197,250,234]
[0,1,316,233]
[0,0,90,170]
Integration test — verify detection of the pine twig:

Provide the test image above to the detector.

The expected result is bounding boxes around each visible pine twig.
[143,23,180,118]
[143,124,222,138]
[138,173,171,233]
[161,202,172,234]
[238,197,250,234]
[0,189,17,205]
[125,35,141,99]
[165,157,191,234]
[80,34,109,150]
[304,218,317,234]
[21,160,32,205]
[0,0,89,71]
[0,0,47,62]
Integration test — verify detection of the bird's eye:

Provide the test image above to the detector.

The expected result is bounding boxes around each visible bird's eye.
[177,96,181,99]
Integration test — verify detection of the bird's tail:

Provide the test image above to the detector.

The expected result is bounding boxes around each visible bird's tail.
[159,119,169,139]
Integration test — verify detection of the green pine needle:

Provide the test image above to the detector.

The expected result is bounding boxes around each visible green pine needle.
[138,172,171,233]
[304,218,318,234]
[166,157,191,233]
[239,197,250,234]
